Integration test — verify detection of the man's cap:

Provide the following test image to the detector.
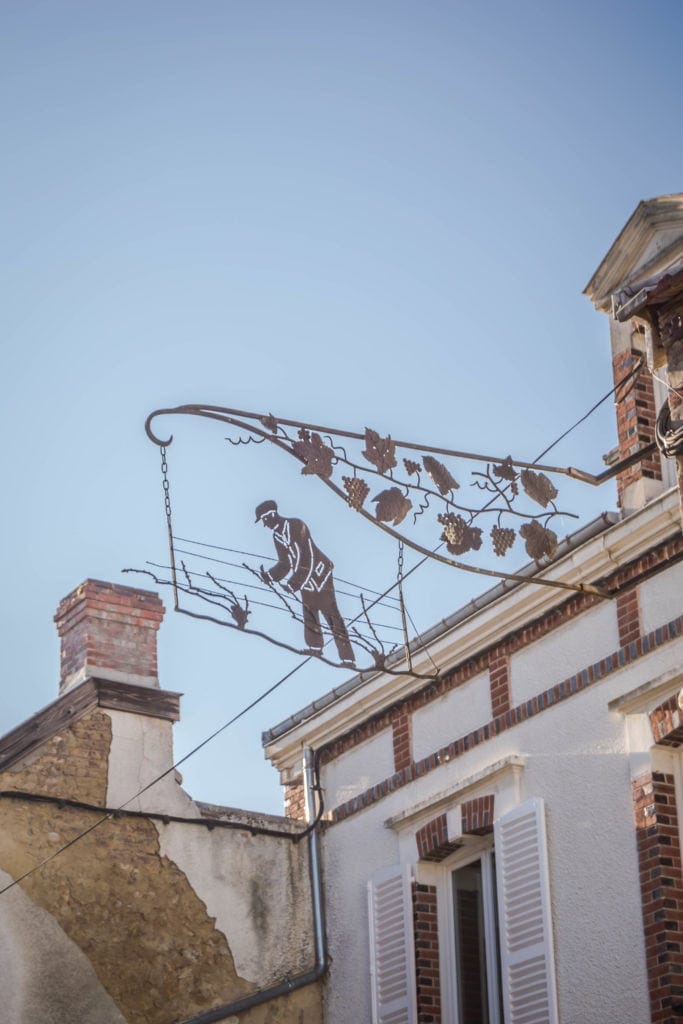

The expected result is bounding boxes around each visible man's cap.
[255,499,278,522]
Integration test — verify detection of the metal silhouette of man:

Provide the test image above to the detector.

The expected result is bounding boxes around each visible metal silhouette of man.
[256,500,355,666]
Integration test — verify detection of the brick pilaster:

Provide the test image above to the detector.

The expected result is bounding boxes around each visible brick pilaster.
[284,779,306,821]
[617,587,642,648]
[613,347,662,507]
[489,653,510,718]
[413,882,441,1024]
[392,710,412,771]
[633,771,683,1022]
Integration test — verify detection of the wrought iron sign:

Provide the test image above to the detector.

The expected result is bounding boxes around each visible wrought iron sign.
[129,399,658,681]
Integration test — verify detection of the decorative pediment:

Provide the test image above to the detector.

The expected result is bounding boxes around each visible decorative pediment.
[584,194,683,312]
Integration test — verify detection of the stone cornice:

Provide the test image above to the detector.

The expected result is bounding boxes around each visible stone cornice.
[383,755,525,831]
[608,667,683,716]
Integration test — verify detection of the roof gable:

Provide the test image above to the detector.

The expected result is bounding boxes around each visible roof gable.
[0,678,181,774]
[584,194,683,311]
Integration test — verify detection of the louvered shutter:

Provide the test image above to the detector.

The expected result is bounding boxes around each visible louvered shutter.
[367,864,417,1024]
[494,798,559,1024]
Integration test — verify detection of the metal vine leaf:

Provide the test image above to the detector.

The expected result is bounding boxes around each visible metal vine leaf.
[363,428,397,474]
[259,413,278,433]
[292,428,335,478]
[343,475,370,510]
[493,456,517,482]
[520,468,558,508]
[403,458,421,476]
[373,487,412,525]
[422,455,459,494]
[519,520,559,560]
[230,603,250,629]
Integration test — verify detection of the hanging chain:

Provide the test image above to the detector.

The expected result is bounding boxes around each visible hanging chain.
[160,446,173,530]
[160,445,179,605]
[397,541,413,671]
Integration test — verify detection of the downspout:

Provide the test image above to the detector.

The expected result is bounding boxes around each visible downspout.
[175,748,328,1024]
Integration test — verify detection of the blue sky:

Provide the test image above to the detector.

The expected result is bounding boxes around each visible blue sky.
[2,1,682,813]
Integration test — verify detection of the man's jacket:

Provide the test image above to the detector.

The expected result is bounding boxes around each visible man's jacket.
[268,518,333,593]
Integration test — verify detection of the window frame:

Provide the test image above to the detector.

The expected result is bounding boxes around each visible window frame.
[434,838,503,1024]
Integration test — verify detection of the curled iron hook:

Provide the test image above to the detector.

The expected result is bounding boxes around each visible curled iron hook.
[145,409,175,447]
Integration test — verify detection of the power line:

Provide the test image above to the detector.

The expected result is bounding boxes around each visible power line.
[146,561,404,635]
[173,535,400,604]
[0,547,418,898]
[171,546,401,611]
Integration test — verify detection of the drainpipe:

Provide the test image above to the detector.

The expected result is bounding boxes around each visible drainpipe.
[302,747,327,975]
[175,748,327,1024]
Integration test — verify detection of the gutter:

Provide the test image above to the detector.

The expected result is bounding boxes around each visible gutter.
[263,511,619,745]
[174,748,327,1024]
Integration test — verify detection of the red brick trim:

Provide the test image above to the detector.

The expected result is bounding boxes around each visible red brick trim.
[617,588,642,647]
[633,772,683,1022]
[318,536,683,770]
[413,882,441,1024]
[462,795,494,836]
[393,710,412,772]
[330,612,683,822]
[613,348,662,506]
[650,696,683,747]
[416,813,462,862]
[489,654,510,718]
[284,780,306,821]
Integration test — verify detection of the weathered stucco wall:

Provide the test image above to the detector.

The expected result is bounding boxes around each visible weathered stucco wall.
[0,705,322,1024]
[158,816,316,986]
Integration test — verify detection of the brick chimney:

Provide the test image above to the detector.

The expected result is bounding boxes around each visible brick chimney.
[608,320,663,511]
[54,579,165,694]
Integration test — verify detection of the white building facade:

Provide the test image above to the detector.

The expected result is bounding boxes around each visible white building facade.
[264,197,683,1024]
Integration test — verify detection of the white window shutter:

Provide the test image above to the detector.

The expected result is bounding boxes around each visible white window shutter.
[494,798,559,1024]
[367,864,417,1024]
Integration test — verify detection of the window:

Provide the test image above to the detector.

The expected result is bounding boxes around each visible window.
[450,852,501,1024]
[369,799,558,1024]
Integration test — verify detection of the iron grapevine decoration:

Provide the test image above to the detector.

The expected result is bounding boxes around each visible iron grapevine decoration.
[143,404,620,598]
[130,356,670,675]
[126,401,661,680]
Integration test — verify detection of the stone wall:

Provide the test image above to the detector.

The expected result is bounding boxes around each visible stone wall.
[0,704,322,1024]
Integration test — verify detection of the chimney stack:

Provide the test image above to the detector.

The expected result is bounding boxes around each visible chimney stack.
[584,195,683,515]
[54,579,165,694]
